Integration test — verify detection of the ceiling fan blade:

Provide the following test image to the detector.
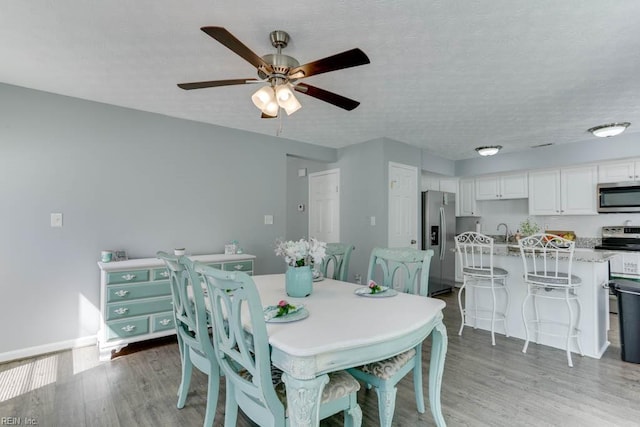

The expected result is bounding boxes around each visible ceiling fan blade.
[294,83,360,111]
[201,27,273,74]
[288,48,370,79]
[177,79,260,90]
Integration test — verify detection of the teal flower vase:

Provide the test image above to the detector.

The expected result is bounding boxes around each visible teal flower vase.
[285,266,313,297]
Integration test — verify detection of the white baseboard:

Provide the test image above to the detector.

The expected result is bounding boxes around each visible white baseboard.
[0,336,97,364]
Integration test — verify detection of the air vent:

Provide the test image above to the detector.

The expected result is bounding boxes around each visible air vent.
[531,143,554,148]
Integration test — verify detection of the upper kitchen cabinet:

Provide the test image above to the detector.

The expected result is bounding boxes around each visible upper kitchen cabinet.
[458,178,479,217]
[598,159,640,183]
[529,165,597,215]
[421,173,458,193]
[475,173,528,200]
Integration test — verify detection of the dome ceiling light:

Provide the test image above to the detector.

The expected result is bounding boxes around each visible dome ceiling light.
[588,122,631,138]
[475,145,502,156]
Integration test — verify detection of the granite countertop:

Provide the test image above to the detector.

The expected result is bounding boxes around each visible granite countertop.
[491,244,617,263]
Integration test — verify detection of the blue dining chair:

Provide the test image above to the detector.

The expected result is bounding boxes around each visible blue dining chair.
[157,251,220,427]
[347,247,435,427]
[320,242,354,281]
[193,260,363,427]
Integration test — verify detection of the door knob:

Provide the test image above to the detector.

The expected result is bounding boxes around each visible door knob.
[410,239,417,244]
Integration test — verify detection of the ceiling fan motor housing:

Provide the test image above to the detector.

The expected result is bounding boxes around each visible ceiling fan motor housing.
[258,53,300,80]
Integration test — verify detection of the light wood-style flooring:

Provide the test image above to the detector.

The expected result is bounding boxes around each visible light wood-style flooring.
[1,290,639,426]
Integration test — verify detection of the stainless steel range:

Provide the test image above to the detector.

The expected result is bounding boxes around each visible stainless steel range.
[594,226,640,251]
[594,226,640,314]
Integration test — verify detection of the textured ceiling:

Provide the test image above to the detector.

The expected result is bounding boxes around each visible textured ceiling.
[2,1,639,160]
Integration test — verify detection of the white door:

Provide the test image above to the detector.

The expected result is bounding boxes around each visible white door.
[388,162,418,248]
[309,169,340,243]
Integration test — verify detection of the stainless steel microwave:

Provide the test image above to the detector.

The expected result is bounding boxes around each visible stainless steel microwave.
[597,182,640,213]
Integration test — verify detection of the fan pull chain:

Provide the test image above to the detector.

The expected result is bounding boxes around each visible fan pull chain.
[276,112,283,136]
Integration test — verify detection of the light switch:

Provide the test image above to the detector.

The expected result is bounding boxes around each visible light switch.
[51,213,63,228]
[370,216,376,226]
[264,215,274,225]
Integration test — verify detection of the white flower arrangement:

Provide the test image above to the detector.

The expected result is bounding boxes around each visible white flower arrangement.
[275,238,327,267]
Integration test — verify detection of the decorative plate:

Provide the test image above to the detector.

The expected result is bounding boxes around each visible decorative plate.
[264,306,309,323]
[354,286,398,298]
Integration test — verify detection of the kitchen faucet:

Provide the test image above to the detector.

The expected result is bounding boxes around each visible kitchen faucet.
[497,223,510,243]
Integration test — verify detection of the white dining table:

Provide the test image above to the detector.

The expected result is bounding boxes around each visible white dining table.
[251,274,448,427]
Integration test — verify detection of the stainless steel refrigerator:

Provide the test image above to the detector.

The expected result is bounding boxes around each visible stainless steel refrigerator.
[421,191,456,296]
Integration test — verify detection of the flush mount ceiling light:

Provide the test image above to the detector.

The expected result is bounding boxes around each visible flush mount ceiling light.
[475,145,502,156]
[588,122,631,138]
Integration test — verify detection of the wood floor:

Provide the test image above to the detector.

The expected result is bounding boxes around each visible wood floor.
[2,290,639,426]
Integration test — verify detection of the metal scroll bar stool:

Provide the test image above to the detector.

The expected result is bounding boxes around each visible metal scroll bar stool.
[455,231,510,346]
[519,233,583,367]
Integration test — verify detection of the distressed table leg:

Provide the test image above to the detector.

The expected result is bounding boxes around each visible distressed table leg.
[429,315,448,427]
[282,373,329,427]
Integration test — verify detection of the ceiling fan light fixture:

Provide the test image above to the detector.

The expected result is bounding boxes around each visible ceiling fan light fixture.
[262,99,280,117]
[276,84,302,115]
[275,84,293,103]
[588,122,631,138]
[251,86,275,110]
[475,145,502,156]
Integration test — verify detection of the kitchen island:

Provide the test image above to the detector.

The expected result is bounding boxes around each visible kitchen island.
[458,245,617,359]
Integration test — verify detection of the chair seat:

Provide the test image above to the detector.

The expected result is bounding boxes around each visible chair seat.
[241,367,360,407]
[462,266,508,277]
[527,271,582,286]
[354,348,416,380]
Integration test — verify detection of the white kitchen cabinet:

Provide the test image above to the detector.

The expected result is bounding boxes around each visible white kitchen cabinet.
[458,178,479,216]
[475,173,528,200]
[421,173,458,193]
[598,159,640,183]
[528,165,597,215]
[439,178,459,194]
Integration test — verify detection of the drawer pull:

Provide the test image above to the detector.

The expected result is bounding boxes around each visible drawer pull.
[159,319,172,326]
[233,264,243,270]
[121,325,136,332]
[114,307,129,315]
[114,290,129,297]
[160,271,169,278]
[121,274,136,281]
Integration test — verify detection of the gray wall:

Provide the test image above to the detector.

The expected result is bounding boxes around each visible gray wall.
[0,83,335,356]
[334,138,424,282]
[5,79,637,359]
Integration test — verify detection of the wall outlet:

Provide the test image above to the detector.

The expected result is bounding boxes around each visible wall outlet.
[264,215,274,225]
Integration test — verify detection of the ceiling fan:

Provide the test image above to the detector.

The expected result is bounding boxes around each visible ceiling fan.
[178,27,370,118]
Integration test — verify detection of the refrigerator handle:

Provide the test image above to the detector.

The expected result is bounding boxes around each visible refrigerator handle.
[439,206,446,260]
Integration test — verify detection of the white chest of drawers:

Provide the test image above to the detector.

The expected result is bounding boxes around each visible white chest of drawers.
[97,253,255,361]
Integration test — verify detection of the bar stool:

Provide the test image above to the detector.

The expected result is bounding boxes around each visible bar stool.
[455,231,510,346]
[519,233,583,367]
